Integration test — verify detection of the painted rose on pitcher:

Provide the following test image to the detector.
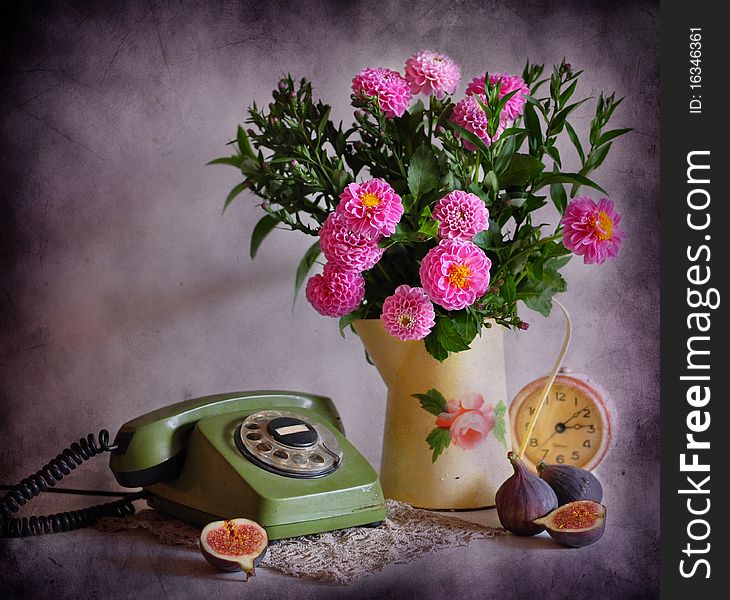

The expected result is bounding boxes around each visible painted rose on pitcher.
[414,388,507,461]
[436,393,497,450]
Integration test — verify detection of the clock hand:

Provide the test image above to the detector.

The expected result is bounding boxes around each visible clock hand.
[562,404,590,426]
[536,405,591,450]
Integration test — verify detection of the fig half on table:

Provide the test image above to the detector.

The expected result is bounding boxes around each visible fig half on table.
[533,500,606,548]
[200,518,268,580]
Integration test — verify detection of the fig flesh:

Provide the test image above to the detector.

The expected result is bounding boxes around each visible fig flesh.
[537,461,603,506]
[533,500,606,547]
[200,518,268,579]
[496,451,558,536]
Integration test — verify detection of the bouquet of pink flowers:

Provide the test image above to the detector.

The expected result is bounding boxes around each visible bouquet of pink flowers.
[211,52,628,361]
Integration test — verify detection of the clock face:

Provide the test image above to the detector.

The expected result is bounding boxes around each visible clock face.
[510,374,611,471]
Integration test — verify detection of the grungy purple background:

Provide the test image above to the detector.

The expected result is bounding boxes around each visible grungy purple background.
[0,1,659,598]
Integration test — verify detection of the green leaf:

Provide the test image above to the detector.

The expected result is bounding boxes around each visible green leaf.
[501,276,516,302]
[294,241,321,299]
[207,156,242,167]
[467,183,490,204]
[249,215,278,259]
[565,121,585,165]
[424,317,472,362]
[499,154,545,188]
[451,311,479,345]
[449,122,493,162]
[472,228,501,251]
[584,142,612,171]
[338,308,365,338]
[412,388,448,416]
[222,181,249,213]
[484,170,499,199]
[494,135,518,174]
[550,182,568,214]
[492,400,507,448]
[426,427,451,462]
[534,172,607,195]
[547,99,589,137]
[237,125,255,158]
[559,80,578,108]
[407,145,439,200]
[596,127,632,146]
[523,101,542,155]
[545,144,562,168]
[240,157,259,176]
[317,106,331,142]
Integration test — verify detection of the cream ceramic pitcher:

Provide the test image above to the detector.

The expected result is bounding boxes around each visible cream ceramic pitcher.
[354,319,513,509]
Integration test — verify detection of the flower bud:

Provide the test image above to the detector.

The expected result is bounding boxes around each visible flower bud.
[519,321,530,330]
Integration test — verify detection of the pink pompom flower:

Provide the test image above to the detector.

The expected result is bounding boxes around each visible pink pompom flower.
[380,285,436,341]
[450,94,504,151]
[561,196,625,265]
[404,50,460,98]
[319,213,384,272]
[336,178,404,238]
[305,264,365,317]
[351,68,412,118]
[432,190,490,241]
[466,73,530,122]
[435,393,497,450]
[419,239,491,311]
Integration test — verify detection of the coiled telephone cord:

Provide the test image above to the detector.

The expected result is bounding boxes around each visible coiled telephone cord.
[0,429,146,537]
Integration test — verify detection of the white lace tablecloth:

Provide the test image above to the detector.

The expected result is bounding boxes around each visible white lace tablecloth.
[96,499,505,584]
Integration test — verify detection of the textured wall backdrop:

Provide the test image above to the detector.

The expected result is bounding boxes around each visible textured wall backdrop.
[0,0,659,597]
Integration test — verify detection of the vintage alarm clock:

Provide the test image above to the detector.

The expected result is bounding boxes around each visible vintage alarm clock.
[510,368,613,471]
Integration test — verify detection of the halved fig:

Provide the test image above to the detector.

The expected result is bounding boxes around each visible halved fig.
[200,518,268,579]
[533,500,606,548]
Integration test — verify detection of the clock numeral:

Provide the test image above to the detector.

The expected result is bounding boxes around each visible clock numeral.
[529,438,538,447]
[583,439,591,448]
[556,454,565,464]
[541,449,549,459]
[571,450,580,461]
[582,408,591,418]
[587,425,596,433]
[574,396,579,406]
[528,406,535,415]
[556,391,566,402]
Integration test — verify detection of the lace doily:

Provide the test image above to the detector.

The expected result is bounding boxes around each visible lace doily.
[96,500,505,584]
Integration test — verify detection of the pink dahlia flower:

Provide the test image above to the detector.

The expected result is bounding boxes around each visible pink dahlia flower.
[435,393,497,450]
[432,190,490,241]
[404,50,460,98]
[305,264,365,317]
[450,94,505,151]
[351,67,412,118]
[561,196,625,265]
[419,239,491,311]
[380,285,436,341]
[336,178,404,238]
[466,73,529,122]
[319,212,384,272]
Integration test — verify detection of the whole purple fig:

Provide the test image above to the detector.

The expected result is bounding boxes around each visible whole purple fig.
[537,461,603,506]
[496,452,558,536]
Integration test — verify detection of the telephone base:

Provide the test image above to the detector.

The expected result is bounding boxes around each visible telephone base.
[146,493,387,540]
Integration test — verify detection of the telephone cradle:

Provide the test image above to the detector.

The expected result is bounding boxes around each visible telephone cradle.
[108,391,387,540]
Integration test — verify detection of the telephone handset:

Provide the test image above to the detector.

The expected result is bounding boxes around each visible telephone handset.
[1,391,386,540]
